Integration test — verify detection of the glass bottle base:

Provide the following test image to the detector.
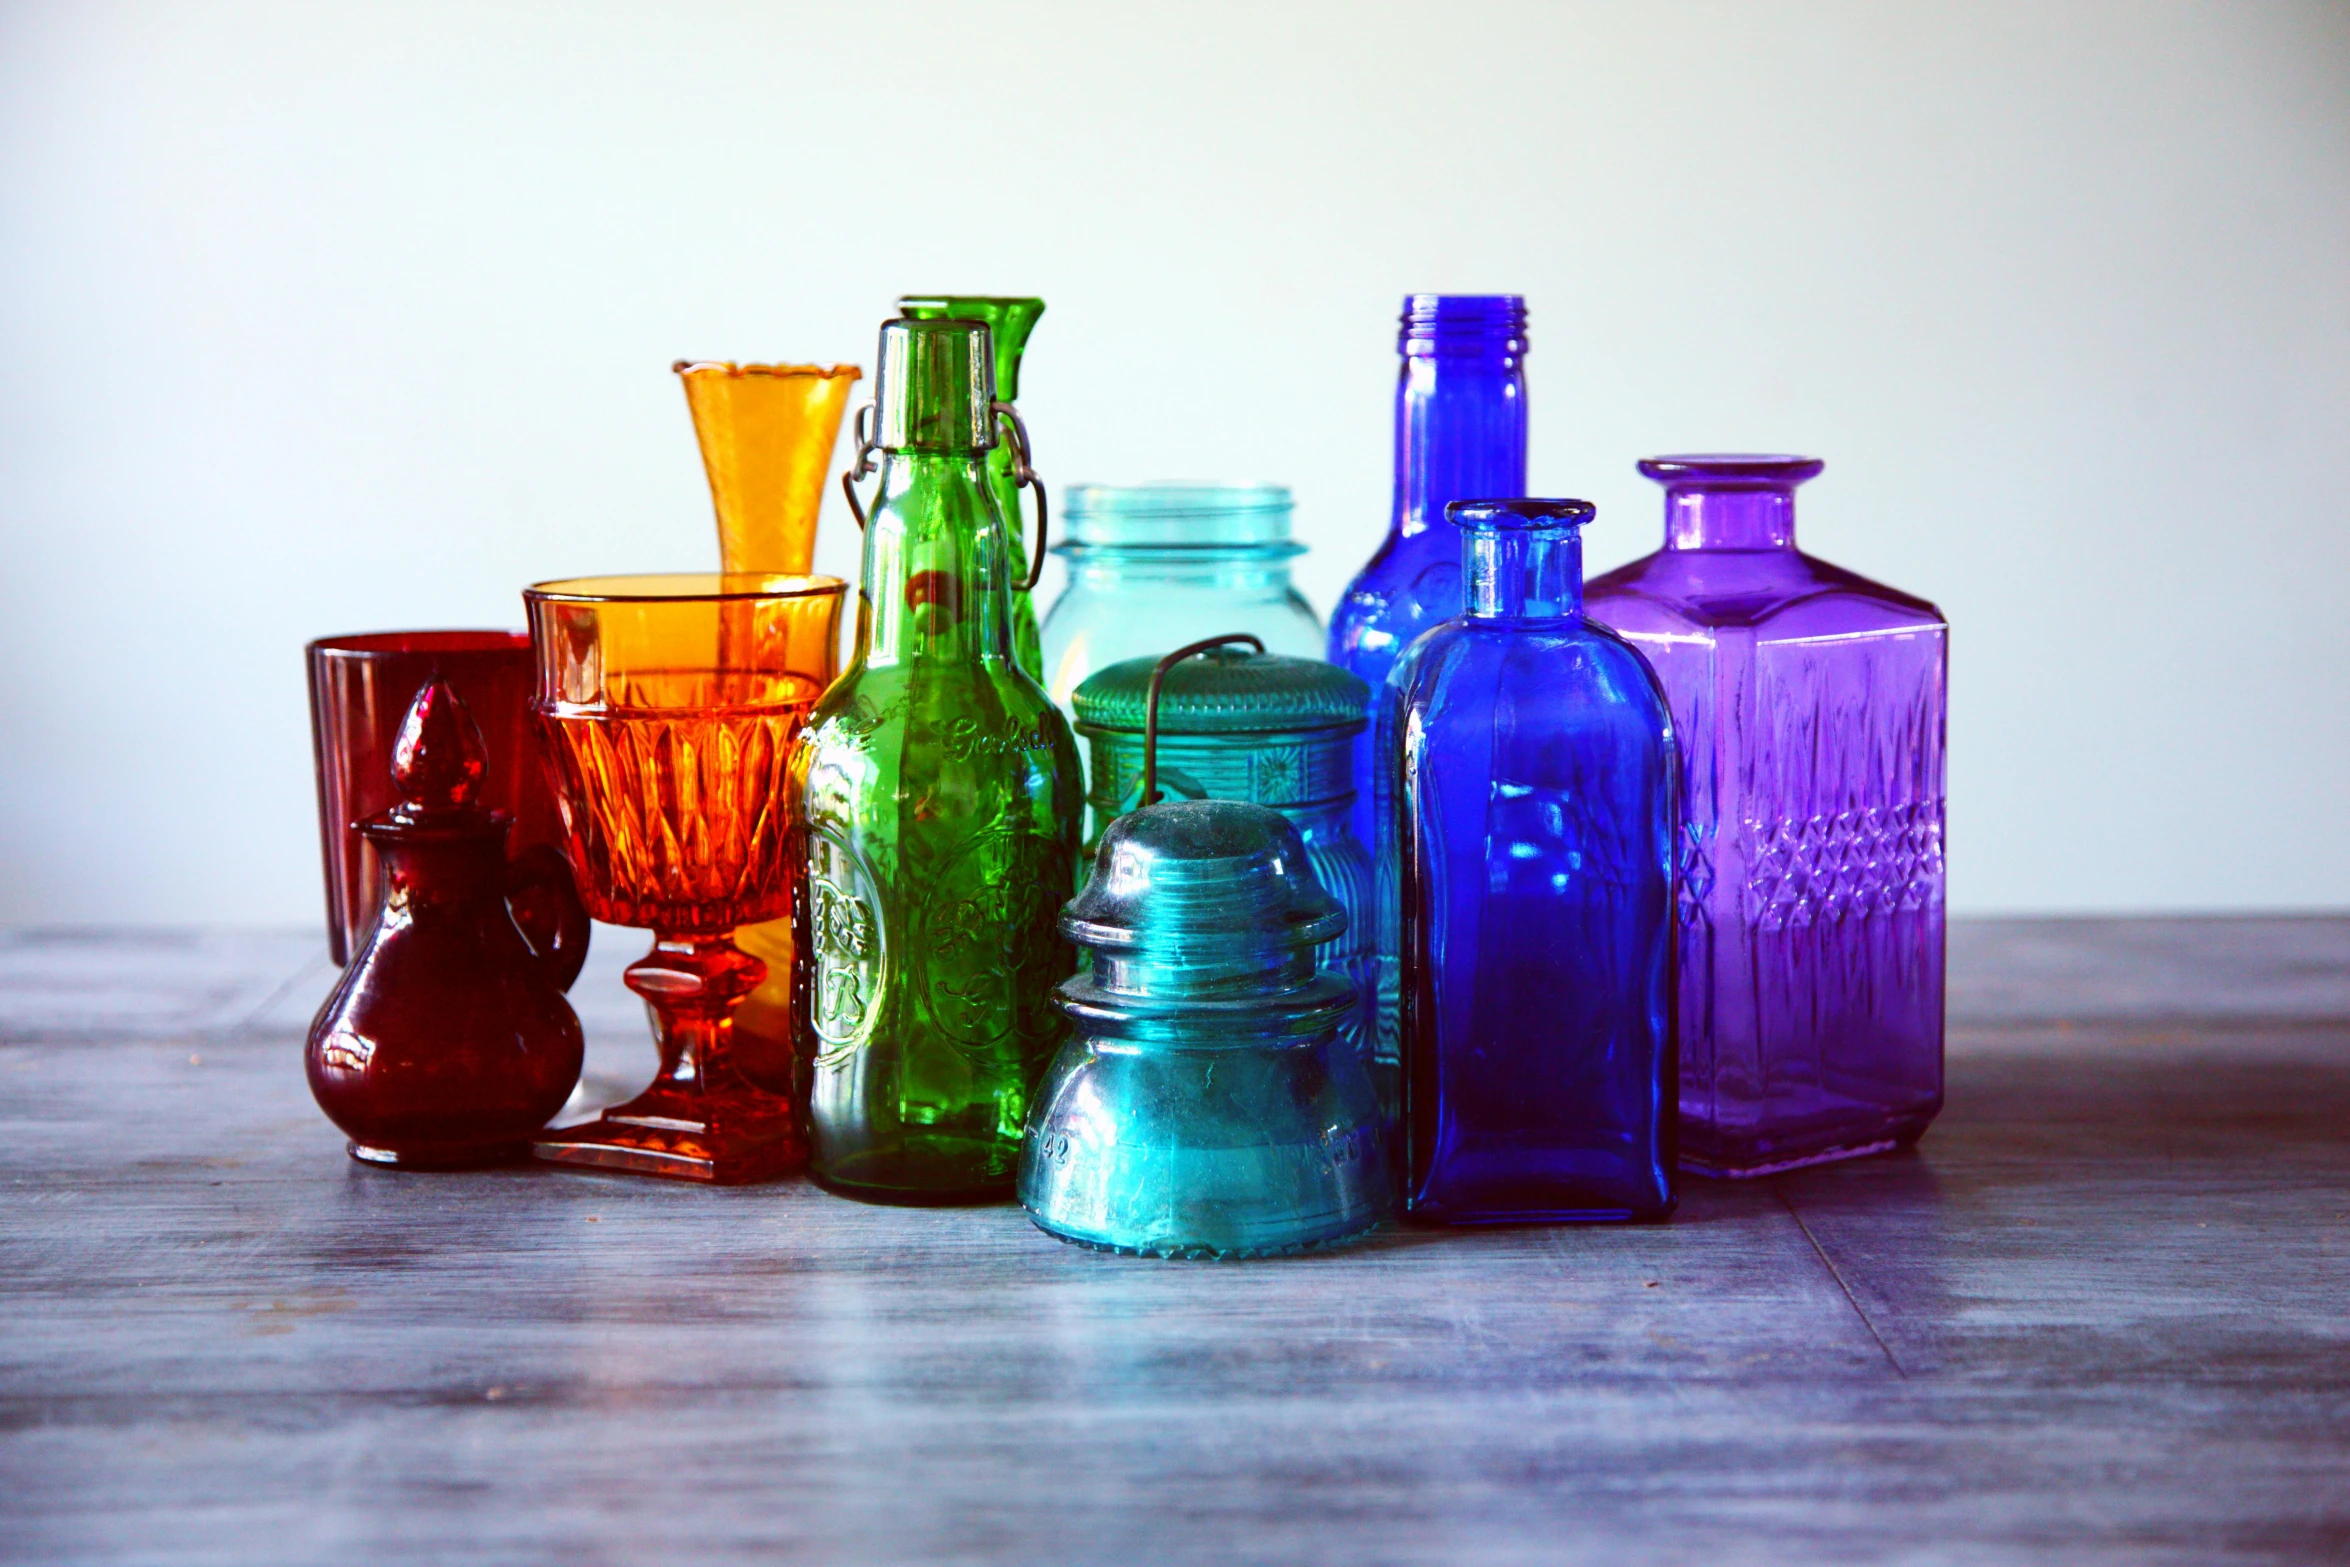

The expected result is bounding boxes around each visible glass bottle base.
[1679,1117,1932,1180]
[810,1172,1014,1207]
[532,1083,804,1185]
[1403,1201,1675,1226]
[348,1139,527,1171]
[810,1138,1020,1206]
[1029,1214,1378,1261]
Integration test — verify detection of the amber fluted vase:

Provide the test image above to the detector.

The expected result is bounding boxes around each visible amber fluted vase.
[525,573,846,1183]
[676,361,862,576]
[674,359,861,1091]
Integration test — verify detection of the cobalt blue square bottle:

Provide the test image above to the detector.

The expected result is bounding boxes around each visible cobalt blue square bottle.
[1391,498,1678,1222]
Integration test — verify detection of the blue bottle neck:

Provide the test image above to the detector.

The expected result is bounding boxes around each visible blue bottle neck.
[1390,301,1528,548]
[1462,527,1582,622]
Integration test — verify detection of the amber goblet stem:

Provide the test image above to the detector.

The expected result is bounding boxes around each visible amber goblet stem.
[626,933,764,1098]
[535,925,805,1182]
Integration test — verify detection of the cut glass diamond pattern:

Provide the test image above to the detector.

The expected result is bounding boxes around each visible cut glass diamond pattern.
[1742,803,1944,932]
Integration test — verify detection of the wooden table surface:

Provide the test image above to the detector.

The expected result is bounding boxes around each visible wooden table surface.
[2,917,2346,1565]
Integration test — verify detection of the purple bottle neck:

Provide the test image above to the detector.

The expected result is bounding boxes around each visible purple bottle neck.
[1639,454,1823,552]
[1392,295,1528,547]
[1450,498,1591,622]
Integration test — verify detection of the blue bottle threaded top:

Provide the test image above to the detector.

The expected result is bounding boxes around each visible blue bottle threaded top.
[1392,295,1529,538]
[1400,294,1529,356]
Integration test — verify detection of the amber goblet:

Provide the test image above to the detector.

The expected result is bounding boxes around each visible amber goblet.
[524,573,846,1184]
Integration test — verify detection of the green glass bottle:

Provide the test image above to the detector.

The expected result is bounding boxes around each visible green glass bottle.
[898,295,1046,678]
[792,317,1083,1203]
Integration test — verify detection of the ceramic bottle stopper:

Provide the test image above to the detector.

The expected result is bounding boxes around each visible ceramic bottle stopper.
[306,676,585,1168]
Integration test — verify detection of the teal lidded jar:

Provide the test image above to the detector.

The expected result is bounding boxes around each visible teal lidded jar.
[1072,647,1375,1075]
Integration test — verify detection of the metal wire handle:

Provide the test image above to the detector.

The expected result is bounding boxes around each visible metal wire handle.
[1143,634,1266,808]
[838,403,879,529]
[836,402,1045,596]
[991,400,1049,593]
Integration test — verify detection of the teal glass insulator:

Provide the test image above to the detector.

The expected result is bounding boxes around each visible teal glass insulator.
[1019,639,1390,1259]
[1070,645,1376,1079]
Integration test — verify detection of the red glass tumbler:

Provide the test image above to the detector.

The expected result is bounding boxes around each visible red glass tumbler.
[307,631,588,985]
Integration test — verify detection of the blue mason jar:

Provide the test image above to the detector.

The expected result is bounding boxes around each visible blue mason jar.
[1389,498,1678,1222]
[1039,484,1324,724]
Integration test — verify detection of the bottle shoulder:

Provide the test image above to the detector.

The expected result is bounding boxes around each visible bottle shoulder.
[1587,547,1943,637]
[1330,539,1462,678]
[1395,621,1677,812]
[803,663,1074,759]
[1337,523,1440,591]
[1395,616,1669,718]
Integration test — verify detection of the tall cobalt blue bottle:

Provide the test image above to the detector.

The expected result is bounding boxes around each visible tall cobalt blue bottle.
[1392,499,1677,1222]
[1328,295,1529,857]
[1332,296,1528,1084]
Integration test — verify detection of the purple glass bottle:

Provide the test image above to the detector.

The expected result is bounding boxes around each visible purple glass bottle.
[1585,456,1947,1177]
[1328,294,1529,858]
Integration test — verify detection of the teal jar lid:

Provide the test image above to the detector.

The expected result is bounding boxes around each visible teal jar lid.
[1073,647,1368,736]
[1060,483,1300,550]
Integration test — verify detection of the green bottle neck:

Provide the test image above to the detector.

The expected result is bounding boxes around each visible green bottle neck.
[855,450,1018,670]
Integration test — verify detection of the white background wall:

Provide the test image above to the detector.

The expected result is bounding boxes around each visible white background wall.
[1,0,2345,925]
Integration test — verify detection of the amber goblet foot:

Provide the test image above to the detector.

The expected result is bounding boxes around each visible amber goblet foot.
[533,935,802,1184]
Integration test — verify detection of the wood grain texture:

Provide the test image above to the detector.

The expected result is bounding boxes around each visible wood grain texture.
[1,919,2346,1565]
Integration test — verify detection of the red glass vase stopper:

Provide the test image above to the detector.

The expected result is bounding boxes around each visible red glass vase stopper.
[306,676,586,1168]
[389,674,489,811]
